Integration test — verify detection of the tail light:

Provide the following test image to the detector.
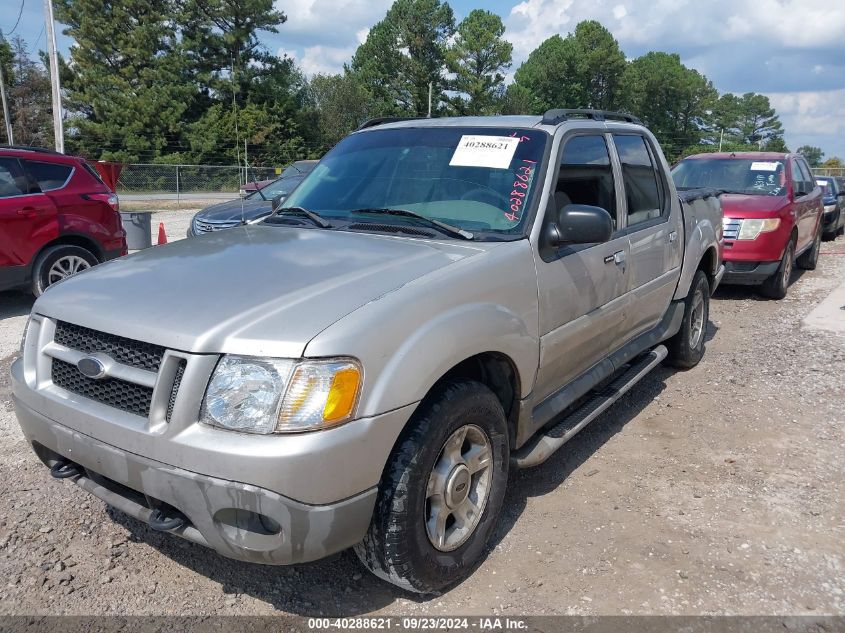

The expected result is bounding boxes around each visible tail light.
[82,192,120,212]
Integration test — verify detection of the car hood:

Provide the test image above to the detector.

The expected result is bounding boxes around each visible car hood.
[33,226,494,358]
[720,193,790,217]
[194,198,273,222]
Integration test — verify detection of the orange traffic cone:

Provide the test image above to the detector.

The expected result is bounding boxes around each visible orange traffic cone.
[157,222,168,245]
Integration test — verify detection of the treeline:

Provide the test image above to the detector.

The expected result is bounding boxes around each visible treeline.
[0,0,838,165]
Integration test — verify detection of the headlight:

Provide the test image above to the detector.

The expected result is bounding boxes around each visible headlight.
[737,218,780,240]
[824,204,836,213]
[200,355,362,434]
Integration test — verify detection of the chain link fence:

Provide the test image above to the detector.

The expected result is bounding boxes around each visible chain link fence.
[813,168,845,178]
[116,164,280,195]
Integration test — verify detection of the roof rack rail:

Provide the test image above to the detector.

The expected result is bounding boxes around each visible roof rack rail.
[356,116,426,131]
[541,109,642,126]
[0,144,64,154]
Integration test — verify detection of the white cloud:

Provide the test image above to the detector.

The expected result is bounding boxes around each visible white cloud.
[768,89,845,157]
[274,0,391,47]
[294,45,359,76]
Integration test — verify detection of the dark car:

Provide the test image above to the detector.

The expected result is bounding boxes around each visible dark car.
[0,146,126,296]
[816,175,845,239]
[188,160,317,236]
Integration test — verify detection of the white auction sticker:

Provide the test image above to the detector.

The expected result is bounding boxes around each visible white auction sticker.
[749,161,779,172]
[449,135,520,169]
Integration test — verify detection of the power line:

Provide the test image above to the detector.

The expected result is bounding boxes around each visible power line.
[6,0,25,36]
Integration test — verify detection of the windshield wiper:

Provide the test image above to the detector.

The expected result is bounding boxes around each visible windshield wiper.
[273,206,333,228]
[350,208,473,240]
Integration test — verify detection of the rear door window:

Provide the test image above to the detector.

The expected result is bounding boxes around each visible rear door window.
[612,134,664,228]
[0,157,39,197]
[23,160,73,191]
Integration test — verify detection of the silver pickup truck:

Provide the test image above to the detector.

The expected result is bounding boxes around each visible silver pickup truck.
[12,110,723,594]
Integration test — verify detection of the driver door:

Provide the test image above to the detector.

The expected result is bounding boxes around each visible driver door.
[532,133,630,404]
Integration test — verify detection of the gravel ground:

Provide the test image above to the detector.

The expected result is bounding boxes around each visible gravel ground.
[0,239,843,616]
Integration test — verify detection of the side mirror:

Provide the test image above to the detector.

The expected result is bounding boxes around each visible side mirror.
[271,194,283,211]
[545,204,614,248]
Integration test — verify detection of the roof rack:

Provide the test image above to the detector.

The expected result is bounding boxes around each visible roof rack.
[541,109,642,126]
[356,116,426,131]
[0,144,64,154]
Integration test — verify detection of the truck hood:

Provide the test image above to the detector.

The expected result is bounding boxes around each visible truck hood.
[34,226,491,357]
[720,193,790,217]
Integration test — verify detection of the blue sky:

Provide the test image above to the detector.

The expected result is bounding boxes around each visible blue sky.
[6,0,845,160]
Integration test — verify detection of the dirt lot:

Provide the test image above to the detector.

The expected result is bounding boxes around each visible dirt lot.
[0,240,843,616]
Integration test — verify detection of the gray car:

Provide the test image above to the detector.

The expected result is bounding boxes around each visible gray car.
[12,111,723,593]
[187,160,317,236]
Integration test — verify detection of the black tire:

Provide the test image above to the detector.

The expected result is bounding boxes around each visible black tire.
[759,238,794,300]
[666,269,709,369]
[31,244,99,297]
[797,226,821,270]
[354,381,510,594]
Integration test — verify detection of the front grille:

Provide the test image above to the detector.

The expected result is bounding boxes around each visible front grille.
[51,358,154,417]
[166,360,186,422]
[193,218,242,235]
[723,218,742,240]
[55,321,165,372]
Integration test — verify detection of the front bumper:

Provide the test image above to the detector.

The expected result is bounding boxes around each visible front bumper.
[12,353,414,565]
[14,394,377,565]
[721,260,780,285]
[822,207,840,234]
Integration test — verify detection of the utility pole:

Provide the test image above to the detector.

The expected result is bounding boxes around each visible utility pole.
[427,82,432,118]
[718,128,723,153]
[0,62,12,145]
[44,0,64,152]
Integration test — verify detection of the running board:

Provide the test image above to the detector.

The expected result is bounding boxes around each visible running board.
[513,345,668,469]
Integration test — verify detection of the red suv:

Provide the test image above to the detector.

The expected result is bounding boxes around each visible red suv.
[0,146,126,296]
[672,152,823,299]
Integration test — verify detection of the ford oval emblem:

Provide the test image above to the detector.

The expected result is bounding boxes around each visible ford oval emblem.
[77,357,106,380]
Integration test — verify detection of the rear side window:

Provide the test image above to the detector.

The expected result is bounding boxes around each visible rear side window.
[0,157,39,197]
[24,160,73,191]
[557,135,618,229]
[613,134,663,228]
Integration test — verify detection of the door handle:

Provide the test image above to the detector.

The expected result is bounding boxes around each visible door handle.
[668,231,678,243]
[613,250,626,265]
[17,207,39,216]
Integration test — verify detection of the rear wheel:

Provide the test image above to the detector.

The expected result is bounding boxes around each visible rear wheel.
[354,381,509,594]
[31,245,99,297]
[759,238,794,300]
[666,269,709,369]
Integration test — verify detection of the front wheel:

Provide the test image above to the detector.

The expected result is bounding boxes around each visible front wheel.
[666,269,710,369]
[759,238,794,300]
[354,381,510,594]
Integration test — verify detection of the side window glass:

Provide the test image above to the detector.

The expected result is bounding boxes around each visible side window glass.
[0,158,35,197]
[798,160,814,193]
[613,134,663,227]
[24,160,73,191]
[790,159,803,193]
[557,135,617,229]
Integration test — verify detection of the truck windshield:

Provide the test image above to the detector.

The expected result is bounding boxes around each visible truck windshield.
[672,158,787,196]
[280,127,548,236]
